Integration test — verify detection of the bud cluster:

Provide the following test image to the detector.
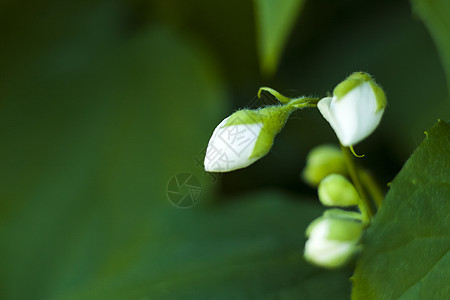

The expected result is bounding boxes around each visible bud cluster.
[203,72,386,269]
[204,72,386,173]
[302,145,367,268]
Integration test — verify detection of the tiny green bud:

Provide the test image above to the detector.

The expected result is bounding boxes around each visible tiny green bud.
[317,72,386,146]
[302,145,348,186]
[304,211,364,268]
[204,105,296,172]
[318,174,360,207]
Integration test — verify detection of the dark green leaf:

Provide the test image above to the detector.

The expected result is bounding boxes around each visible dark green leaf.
[60,191,352,300]
[352,120,450,299]
[411,0,450,97]
[0,3,351,298]
[254,0,306,77]
[0,4,227,298]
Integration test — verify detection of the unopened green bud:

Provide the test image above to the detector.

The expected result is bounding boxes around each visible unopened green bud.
[302,145,348,186]
[318,174,360,207]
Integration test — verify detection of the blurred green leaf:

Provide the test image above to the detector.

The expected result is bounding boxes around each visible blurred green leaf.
[0,2,351,298]
[411,0,450,98]
[352,120,450,299]
[254,0,306,77]
[5,1,450,299]
[0,2,227,298]
[271,1,450,179]
[60,191,352,300]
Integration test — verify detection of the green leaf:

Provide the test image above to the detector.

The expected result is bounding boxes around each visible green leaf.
[59,191,352,300]
[411,0,450,97]
[254,0,306,77]
[0,3,352,298]
[351,120,450,299]
[0,3,227,298]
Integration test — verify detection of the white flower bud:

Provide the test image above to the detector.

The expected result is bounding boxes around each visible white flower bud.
[318,174,360,207]
[204,106,294,172]
[317,72,386,146]
[302,144,348,186]
[304,211,363,268]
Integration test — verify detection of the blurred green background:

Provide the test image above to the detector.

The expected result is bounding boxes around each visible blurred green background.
[0,0,448,299]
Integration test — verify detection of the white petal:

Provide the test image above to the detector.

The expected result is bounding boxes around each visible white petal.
[204,119,263,172]
[351,82,383,144]
[318,96,343,142]
[311,217,332,238]
[317,97,333,124]
[330,88,361,145]
[304,218,356,267]
[305,237,355,267]
[328,82,383,146]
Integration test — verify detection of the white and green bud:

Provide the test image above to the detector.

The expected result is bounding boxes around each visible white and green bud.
[302,145,348,186]
[317,72,387,146]
[204,105,297,172]
[318,174,360,207]
[304,210,364,268]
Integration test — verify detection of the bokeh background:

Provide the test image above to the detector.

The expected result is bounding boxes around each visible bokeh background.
[1,0,449,299]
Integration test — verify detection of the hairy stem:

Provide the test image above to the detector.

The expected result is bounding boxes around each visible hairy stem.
[288,97,320,108]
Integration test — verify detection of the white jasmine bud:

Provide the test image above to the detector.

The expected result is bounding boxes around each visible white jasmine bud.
[302,145,348,186]
[318,174,360,207]
[304,211,364,268]
[317,72,386,146]
[204,105,295,172]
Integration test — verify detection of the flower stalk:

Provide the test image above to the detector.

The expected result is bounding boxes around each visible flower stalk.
[340,145,373,222]
[359,170,385,208]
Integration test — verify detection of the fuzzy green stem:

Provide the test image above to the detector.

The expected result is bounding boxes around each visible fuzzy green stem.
[340,145,374,222]
[288,97,320,108]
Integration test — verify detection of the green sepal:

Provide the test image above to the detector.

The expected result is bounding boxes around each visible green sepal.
[306,210,364,242]
[221,105,296,160]
[333,72,371,99]
[369,81,387,112]
[323,208,363,221]
[224,109,266,126]
[224,92,318,161]
[333,72,386,112]
[326,218,364,242]
[258,87,293,104]
[249,105,297,159]
[249,97,319,159]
